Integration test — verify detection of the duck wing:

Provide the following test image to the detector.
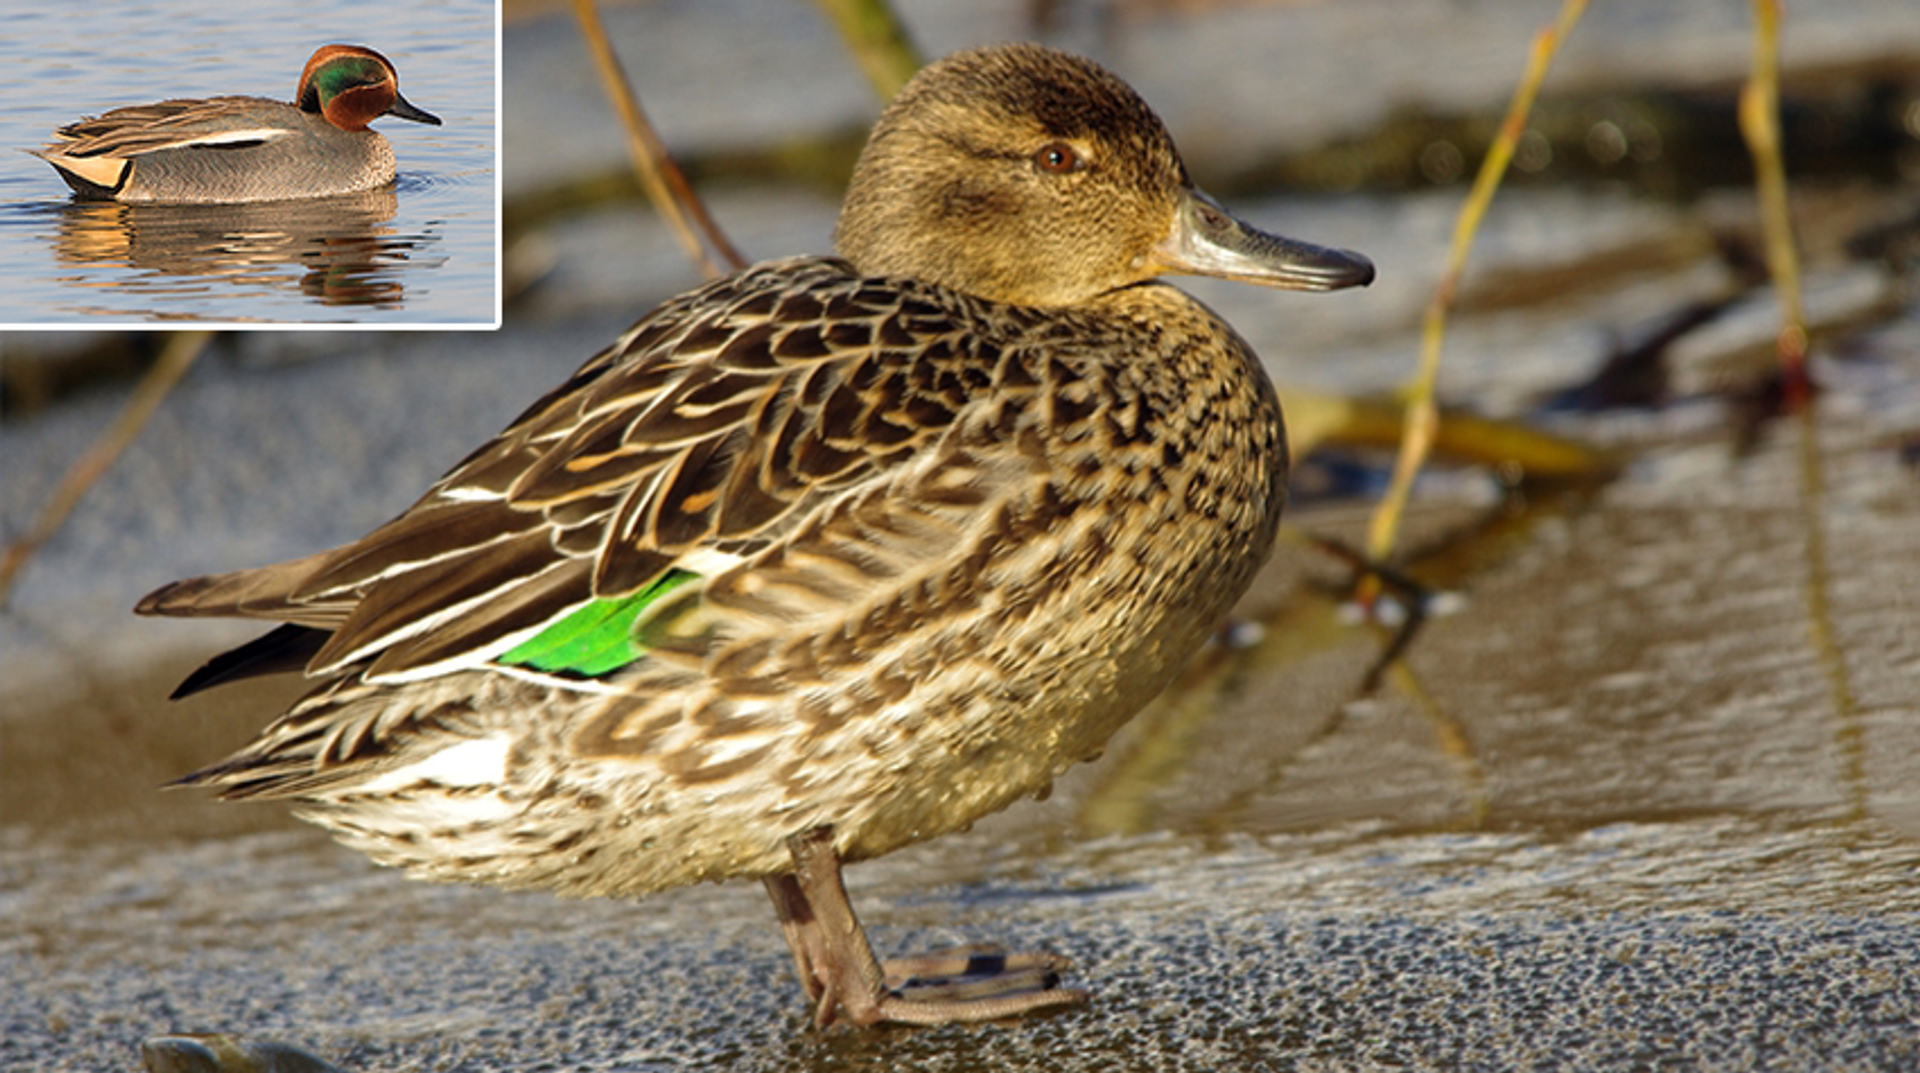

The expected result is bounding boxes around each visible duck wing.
[140,256,999,689]
[44,97,294,158]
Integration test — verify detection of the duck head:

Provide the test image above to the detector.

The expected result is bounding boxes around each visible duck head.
[296,44,441,132]
[835,43,1371,308]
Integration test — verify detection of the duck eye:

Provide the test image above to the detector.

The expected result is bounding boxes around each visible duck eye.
[1034,142,1080,175]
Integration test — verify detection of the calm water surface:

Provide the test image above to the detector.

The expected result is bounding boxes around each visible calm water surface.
[0,0,497,325]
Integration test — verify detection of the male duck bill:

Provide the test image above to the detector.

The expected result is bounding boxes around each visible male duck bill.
[35,44,440,204]
[138,43,1371,1028]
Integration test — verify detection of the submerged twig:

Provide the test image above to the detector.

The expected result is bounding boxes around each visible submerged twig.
[811,0,923,101]
[571,0,746,277]
[1308,536,1434,693]
[1739,2,1862,812]
[1794,404,1863,820]
[1360,0,1590,600]
[0,331,212,607]
[1385,659,1490,829]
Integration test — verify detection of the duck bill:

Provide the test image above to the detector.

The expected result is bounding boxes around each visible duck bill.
[1151,188,1373,292]
[387,92,442,126]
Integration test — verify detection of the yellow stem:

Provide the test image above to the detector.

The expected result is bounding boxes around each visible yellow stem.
[1737,0,1808,405]
[1361,0,1591,591]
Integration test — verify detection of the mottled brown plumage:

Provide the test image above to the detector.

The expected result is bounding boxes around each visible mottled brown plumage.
[138,43,1371,1027]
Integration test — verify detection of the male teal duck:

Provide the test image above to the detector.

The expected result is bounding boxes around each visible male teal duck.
[35,44,439,204]
[138,43,1372,1027]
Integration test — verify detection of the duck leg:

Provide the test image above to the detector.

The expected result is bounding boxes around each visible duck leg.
[762,827,1089,1027]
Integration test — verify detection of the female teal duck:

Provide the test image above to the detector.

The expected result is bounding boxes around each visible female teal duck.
[35,44,439,204]
[139,43,1371,1027]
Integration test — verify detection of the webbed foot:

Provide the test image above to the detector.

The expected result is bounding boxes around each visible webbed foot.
[764,829,1088,1027]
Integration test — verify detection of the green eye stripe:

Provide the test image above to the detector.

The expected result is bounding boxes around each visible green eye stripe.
[312,57,387,105]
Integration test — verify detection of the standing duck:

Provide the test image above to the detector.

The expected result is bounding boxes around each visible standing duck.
[35,44,439,203]
[138,43,1372,1027]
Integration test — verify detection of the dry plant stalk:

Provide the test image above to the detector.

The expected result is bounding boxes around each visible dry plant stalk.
[1737,0,1809,408]
[572,0,745,277]
[1360,0,1590,599]
[0,331,212,607]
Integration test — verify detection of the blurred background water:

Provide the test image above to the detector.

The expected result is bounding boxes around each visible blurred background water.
[0,0,497,325]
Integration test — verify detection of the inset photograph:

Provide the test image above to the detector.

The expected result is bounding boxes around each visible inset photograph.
[1,0,498,326]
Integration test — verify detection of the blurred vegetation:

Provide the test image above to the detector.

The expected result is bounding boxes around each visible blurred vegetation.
[11,0,1916,630]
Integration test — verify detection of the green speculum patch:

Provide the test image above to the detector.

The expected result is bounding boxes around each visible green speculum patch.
[499,569,699,678]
